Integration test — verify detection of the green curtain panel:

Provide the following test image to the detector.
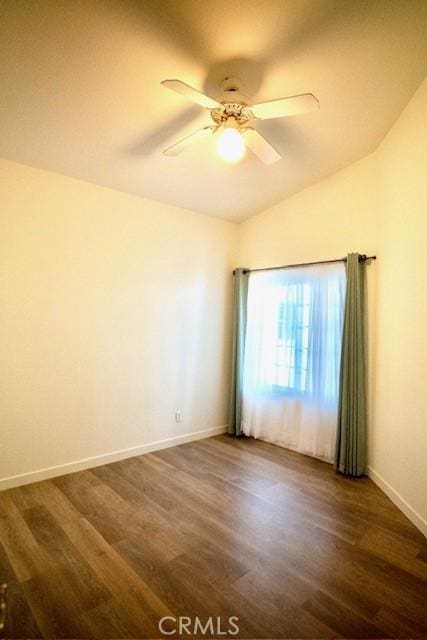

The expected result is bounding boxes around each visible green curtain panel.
[228,268,249,436]
[335,253,367,476]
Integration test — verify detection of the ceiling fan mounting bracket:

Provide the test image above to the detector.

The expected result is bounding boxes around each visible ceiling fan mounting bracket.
[219,76,245,92]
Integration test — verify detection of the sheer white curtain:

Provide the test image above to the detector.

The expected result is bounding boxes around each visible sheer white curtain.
[241,263,346,462]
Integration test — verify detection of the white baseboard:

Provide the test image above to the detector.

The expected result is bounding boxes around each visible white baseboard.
[0,425,228,491]
[368,466,427,537]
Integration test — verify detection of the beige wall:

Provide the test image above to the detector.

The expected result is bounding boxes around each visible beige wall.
[0,159,236,485]
[239,79,427,533]
[371,79,427,529]
[238,154,378,267]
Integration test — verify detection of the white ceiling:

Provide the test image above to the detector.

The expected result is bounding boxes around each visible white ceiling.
[0,1,426,221]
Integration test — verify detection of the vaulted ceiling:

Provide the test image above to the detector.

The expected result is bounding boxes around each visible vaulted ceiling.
[1,0,426,221]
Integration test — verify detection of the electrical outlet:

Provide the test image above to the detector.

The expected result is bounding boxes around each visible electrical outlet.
[175,411,183,423]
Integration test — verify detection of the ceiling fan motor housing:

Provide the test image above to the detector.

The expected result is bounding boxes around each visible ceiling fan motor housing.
[211,78,254,127]
[210,103,254,127]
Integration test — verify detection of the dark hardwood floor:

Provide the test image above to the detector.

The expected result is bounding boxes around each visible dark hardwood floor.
[0,435,426,639]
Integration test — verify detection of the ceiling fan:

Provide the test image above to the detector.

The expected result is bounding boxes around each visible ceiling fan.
[161,77,319,165]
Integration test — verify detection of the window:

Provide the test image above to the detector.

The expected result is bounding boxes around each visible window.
[274,283,311,391]
[241,263,346,462]
[243,265,345,403]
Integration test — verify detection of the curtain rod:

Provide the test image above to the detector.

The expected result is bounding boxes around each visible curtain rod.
[234,255,376,275]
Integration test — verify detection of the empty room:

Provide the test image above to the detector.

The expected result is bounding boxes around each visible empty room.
[0,1,426,638]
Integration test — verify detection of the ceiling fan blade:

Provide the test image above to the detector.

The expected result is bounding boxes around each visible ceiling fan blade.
[161,79,221,110]
[251,93,319,120]
[163,126,214,157]
[244,128,281,165]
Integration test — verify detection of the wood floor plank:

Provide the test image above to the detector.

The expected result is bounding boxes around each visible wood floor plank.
[301,589,387,638]
[24,479,84,524]
[161,552,273,639]
[113,537,205,619]
[0,540,42,639]
[21,574,93,639]
[113,537,265,638]
[80,597,149,639]
[357,525,427,580]
[21,505,111,612]
[109,457,178,512]
[61,516,174,638]
[0,495,49,582]
[88,479,182,560]
[373,606,427,639]
[1,580,42,639]
[342,553,427,626]
[231,570,337,639]
[0,536,18,585]
[0,435,426,639]
[5,485,40,512]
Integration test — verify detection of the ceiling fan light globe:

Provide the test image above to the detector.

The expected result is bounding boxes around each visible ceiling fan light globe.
[216,128,245,163]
